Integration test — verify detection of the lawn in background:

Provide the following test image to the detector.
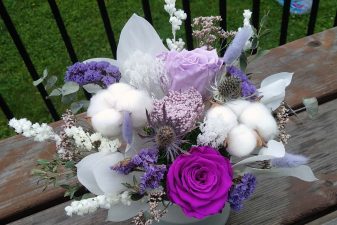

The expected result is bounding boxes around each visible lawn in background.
[0,0,336,139]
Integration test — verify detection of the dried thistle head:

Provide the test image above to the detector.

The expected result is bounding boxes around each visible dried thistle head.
[146,105,185,162]
[212,74,242,103]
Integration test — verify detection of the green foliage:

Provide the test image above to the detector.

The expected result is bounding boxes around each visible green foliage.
[31,156,81,198]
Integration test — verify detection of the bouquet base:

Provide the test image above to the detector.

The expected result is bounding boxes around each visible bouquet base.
[154,204,230,225]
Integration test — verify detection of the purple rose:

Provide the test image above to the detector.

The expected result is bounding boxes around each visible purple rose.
[158,48,223,98]
[166,146,233,219]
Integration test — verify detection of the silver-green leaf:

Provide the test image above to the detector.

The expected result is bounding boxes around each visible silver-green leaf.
[45,76,58,90]
[62,82,79,96]
[49,88,62,97]
[82,83,102,94]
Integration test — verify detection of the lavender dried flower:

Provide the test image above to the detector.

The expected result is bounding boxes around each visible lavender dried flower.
[65,61,121,88]
[223,26,253,65]
[228,173,257,211]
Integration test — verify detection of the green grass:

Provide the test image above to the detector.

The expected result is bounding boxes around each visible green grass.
[0,0,336,139]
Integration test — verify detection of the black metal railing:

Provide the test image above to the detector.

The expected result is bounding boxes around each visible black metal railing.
[0,0,336,122]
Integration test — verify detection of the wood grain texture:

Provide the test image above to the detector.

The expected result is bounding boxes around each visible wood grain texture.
[8,99,337,225]
[249,27,337,108]
[307,210,337,225]
[8,202,130,225]
[0,120,67,222]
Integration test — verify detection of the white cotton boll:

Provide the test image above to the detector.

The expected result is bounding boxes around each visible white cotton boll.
[87,90,115,117]
[225,100,251,116]
[91,109,123,137]
[115,89,153,127]
[227,124,257,157]
[206,105,237,121]
[107,83,134,99]
[239,102,278,141]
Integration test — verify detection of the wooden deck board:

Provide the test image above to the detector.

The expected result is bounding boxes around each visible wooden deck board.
[8,98,337,225]
[249,27,337,108]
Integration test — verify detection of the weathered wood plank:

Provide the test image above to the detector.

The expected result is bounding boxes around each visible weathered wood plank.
[8,98,337,225]
[307,210,337,225]
[8,202,129,225]
[249,27,337,109]
[0,120,67,223]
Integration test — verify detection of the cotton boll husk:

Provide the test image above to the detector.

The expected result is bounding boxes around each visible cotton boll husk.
[239,102,278,141]
[226,100,251,116]
[87,90,114,117]
[115,89,153,127]
[227,124,257,157]
[91,109,123,137]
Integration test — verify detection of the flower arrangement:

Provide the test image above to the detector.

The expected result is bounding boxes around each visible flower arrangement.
[9,1,317,224]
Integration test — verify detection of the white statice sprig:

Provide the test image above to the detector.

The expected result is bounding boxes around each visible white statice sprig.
[8,118,57,142]
[164,0,187,51]
[65,192,130,217]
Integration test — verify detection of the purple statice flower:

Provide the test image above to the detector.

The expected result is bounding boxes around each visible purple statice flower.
[151,88,204,135]
[131,148,158,168]
[227,65,256,97]
[65,61,121,88]
[111,159,136,175]
[228,173,257,211]
[271,152,308,168]
[112,148,158,175]
[139,164,166,194]
[223,26,253,65]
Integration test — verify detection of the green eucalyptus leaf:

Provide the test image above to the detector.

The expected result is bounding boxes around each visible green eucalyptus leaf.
[49,88,62,97]
[62,82,79,96]
[82,83,102,94]
[43,68,48,77]
[37,159,50,165]
[62,92,77,104]
[33,68,48,86]
[45,76,58,90]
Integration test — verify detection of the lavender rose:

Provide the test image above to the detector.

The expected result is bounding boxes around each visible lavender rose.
[158,48,223,98]
[166,146,233,219]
